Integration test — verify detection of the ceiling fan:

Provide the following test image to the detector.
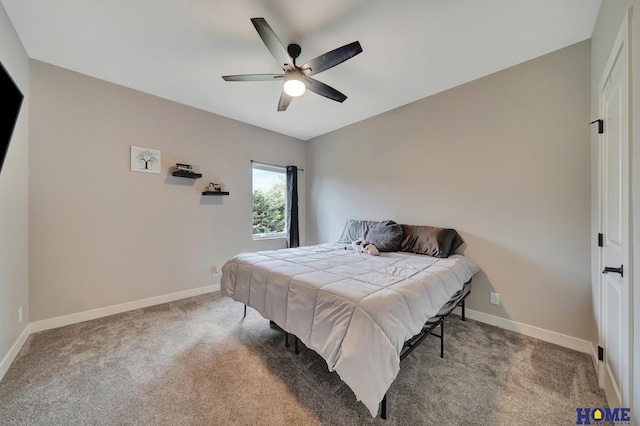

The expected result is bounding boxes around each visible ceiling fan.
[222,18,363,111]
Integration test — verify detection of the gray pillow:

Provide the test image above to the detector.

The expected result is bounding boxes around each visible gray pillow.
[399,224,464,258]
[338,219,380,243]
[365,220,403,252]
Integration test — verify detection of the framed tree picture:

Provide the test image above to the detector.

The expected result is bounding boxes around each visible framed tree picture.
[131,146,161,174]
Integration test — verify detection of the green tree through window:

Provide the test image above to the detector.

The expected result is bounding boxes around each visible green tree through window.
[252,163,286,238]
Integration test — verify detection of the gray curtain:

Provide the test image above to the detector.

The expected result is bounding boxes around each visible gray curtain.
[286,166,299,248]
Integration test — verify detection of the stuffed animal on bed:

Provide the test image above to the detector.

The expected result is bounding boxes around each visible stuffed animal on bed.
[350,238,380,256]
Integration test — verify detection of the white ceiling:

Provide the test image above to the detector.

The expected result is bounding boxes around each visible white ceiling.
[2,0,601,140]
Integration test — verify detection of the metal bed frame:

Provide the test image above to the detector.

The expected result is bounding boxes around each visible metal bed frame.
[380,281,471,419]
[244,279,472,420]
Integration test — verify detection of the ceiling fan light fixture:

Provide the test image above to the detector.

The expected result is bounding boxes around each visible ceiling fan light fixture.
[222,18,362,110]
[283,76,305,97]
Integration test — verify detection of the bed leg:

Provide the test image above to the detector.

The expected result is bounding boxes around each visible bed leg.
[461,299,466,321]
[295,336,300,354]
[381,394,387,419]
[285,333,290,347]
[440,317,444,358]
[243,305,247,318]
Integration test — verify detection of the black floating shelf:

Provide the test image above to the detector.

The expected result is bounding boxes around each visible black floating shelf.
[202,191,230,196]
[172,170,202,179]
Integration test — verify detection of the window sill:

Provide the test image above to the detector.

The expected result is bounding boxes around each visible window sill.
[252,234,286,241]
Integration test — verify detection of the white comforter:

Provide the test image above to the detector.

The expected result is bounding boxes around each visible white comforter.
[220,243,480,416]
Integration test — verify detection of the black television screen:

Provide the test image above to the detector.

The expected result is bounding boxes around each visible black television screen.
[0,60,24,175]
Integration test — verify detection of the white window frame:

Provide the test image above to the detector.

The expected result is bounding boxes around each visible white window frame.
[252,162,287,240]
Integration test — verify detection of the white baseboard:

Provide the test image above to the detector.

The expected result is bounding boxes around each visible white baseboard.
[452,307,593,354]
[1,284,220,381]
[5,286,594,383]
[0,324,31,382]
[30,284,220,333]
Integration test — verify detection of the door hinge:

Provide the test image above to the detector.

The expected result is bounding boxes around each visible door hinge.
[589,119,604,134]
[598,346,604,361]
[598,233,603,247]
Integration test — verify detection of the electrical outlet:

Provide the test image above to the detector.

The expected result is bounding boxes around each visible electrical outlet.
[212,266,219,276]
[18,306,22,323]
[490,292,499,305]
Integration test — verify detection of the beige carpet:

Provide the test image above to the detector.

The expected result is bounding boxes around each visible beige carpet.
[0,292,607,425]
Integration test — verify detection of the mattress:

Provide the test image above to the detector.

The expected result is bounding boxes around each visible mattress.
[221,242,480,416]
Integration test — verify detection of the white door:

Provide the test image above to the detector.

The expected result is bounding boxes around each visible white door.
[598,12,631,409]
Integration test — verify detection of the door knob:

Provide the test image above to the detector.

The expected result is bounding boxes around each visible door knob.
[602,265,624,277]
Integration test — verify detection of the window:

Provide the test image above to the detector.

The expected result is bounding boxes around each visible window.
[252,162,286,239]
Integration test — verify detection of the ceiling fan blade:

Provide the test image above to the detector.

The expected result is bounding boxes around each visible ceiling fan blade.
[301,41,362,77]
[251,18,294,70]
[277,91,293,111]
[304,77,347,103]
[222,74,284,81]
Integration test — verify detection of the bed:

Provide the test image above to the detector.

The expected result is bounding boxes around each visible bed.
[220,220,480,417]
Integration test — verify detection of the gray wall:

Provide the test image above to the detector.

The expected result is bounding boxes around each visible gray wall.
[590,0,640,421]
[28,61,305,321]
[6,2,637,417]
[0,6,29,373]
[306,41,593,341]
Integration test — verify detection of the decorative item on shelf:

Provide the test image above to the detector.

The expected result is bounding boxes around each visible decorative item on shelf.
[171,163,202,178]
[176,163,200,174]
[202,182,230,196]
